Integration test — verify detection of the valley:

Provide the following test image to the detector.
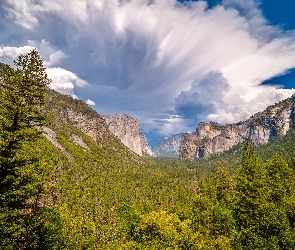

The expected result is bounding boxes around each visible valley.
[1,51,295,249]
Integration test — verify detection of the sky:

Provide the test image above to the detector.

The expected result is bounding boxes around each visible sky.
[1,0,295,148]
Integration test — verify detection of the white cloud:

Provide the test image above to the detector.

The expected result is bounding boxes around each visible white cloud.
[45,50,68,67]
[0,46,34,65]
[1,0,295,139]
[46,67,89,98]
[85,99,95,106]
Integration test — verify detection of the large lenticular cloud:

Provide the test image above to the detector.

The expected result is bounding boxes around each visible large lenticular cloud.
[1,0,295,139]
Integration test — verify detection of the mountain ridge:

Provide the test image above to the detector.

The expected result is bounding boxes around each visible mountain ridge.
[179,94,295,160]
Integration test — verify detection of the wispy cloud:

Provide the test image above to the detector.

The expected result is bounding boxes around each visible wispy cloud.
[1,0,295,140]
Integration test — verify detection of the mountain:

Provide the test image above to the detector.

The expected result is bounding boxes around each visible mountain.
[179,94,295,160]
[153,133,185,158]
[102,114,154,156]
[43,89,145,163]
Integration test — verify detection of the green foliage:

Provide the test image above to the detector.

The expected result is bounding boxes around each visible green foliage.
[0,50,58,249]
[232,141,295,249]
[0,49,51,185]
[25,121,295,249]
[123,210,200,249]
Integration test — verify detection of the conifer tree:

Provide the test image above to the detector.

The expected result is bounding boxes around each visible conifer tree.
[212,165,234,238]
[0,50,51,248]
[233,141,268,248]
[234,141,266,226]
[233,142,295,249]
[266,152,293,202]
[264,153,295,248]
[215,165,233,206]
[0,49,50,195]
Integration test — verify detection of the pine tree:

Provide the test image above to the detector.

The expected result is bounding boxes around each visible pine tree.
[212,165,234,238]
[266,153,293,203]
[0,50,52,248]
[0,49,50,194]
[233,141,268,249]
[233,142,295,249]
[264,153,295,249]
[215,165,233,206]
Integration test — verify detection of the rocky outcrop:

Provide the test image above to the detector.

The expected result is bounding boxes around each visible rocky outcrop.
[44,90,146,164]
[180,94,295,160]
[58,106,113,147]
[154,133,185,158]
[70,134,90,151]
[49,96,153,156]
[140,132,154,156]
[102,114,154,156]
[42,127,75,161]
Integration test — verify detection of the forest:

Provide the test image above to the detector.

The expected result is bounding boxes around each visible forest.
[0,51,295,249]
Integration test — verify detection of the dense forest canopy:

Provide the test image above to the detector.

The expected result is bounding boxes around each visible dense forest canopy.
[0,51,295,249]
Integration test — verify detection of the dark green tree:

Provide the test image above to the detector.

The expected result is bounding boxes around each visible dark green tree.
[264,153,295,249]
[0,49,51,189]
[233,142,295,249]
[0,50,52,248]
[232,141,268,248]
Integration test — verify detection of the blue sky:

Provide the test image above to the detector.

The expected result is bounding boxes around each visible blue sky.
[0,0,295,147]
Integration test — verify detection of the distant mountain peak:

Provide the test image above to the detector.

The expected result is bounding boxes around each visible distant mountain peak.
[153,133,185,158]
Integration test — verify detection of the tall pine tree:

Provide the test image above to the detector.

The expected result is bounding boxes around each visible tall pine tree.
[233,141,268,249]
[0,50,52,248]
[0,49,50,191]
[233,142,295,249]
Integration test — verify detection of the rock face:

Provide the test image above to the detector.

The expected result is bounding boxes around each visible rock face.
[59,106,111,147]
[70,134,90,151]
[180,95,295,160]
[140,132,154,156]
[154,133,185,158]
[102,114,154,156]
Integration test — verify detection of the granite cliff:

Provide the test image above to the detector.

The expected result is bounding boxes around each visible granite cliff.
[102,114,154,157]
[154,133,185,158]
[179,94,295,160]
[44,89,152,159]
